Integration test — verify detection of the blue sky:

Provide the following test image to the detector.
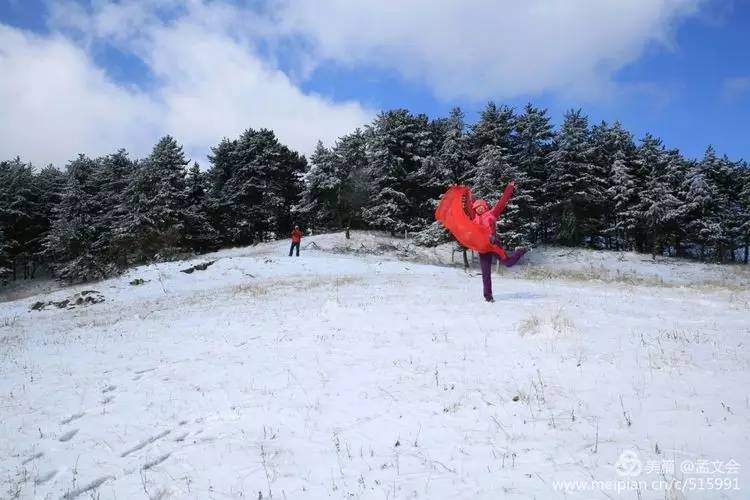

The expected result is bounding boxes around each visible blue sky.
[1,0,748,166]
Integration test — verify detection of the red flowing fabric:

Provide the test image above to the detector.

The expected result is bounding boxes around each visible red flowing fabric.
[435,185,507,259]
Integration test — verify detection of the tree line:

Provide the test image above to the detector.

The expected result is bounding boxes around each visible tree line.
[1,103,749,284]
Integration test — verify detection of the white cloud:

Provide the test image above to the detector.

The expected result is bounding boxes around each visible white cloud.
[2,0,708,166]
[0,25,160,167]
[1,1,372,167]
[275,0,705,100]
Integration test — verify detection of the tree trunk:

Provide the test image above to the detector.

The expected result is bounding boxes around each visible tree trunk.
[462,248,469,269]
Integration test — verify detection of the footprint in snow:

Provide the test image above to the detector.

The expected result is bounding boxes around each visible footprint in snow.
[59,429,79,442]
[35,469,58,485]
[60,475,113,500]
[120,430,171,457]
[132,367,157,381]
[142,453,171,470]
[102,385,117,393]
[60,412,85,425]
[22,452,44,465]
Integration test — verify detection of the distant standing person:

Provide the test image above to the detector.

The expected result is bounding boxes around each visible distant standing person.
[289,226,302,257]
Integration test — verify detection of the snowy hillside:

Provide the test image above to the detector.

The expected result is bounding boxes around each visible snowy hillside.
[1,231,748,499]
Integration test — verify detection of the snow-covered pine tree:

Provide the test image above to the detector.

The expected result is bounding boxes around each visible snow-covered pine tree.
[721,158,747,262]
[297,141,340,229]
[639,145,684,257]
[187,162,206,205]
[205,138,239,245]
[35,165,66,264]
[585,122,624,247]
[117,136,190,259]
[544,110,597,245]
[332,130,369,230]
[212,129,305,243]
[468,103,516,200]
[738,162,750,263]
[683,147,726,261]
[591,122,631,250]
[362,109,433,234]
[467,103,537,247]
[514,104,554,244]
[43,154,104,282]
[433,107,471,186]
[706,152,744,262]
[476,144,530,247]
[414,108,470,247]
[91,149,135,266]
[0,226,11,284]
[660,149,691,256]
[468,102,516,166]
[265,137,306,238]
[0,158,48,280]
[627,134,665,252]
[184,161,217,252]
[296,131,370,233]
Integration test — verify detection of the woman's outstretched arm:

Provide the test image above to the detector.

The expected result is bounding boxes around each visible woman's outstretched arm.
[490,181,515,217]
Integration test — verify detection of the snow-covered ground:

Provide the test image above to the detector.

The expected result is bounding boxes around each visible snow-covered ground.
[1,231,748,499]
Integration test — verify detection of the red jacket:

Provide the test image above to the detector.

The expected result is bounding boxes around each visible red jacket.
[472,183,514,234]
[291,229,302,243]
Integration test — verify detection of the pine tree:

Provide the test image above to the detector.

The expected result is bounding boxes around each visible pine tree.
[738,163,750,263]
[117,136,190,259]
[593,122,638,250]
[92,150,135,265]
[36,164,66,263]
[475,144,530,247]
[0,226,11,284]
[43,155,104,282]
[414,108,470,246]
[514,104,554,244]
[545,110,597,245]
[297,141,339,228]
[469,102,516,165]
[206,138,239,245]
[433,107,471,186]
[208,129,305,244]
[639,145,683,257]
[722,159,747,262]
[469,104,528,247]
[362,110,433,234]
[332,130,369,230]
[707,152,743,262]
[184,162,217,252]
[0,158,47,280]
[683,147,726,260]
[468,103,516,203]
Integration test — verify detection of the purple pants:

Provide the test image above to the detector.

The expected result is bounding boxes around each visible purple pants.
[479,252,494,299]
[479,249,527,299]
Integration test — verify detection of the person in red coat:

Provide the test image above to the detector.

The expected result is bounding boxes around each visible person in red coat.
[289,226,302,257]
[471,181,528,302]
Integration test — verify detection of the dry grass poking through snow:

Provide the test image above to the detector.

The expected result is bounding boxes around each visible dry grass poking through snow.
[517,308,576,337]
[233,275,363,297]
[517,262,750,292]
